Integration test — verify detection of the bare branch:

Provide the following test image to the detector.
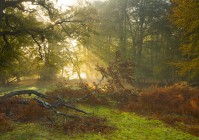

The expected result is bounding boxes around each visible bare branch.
[60,103,89,114]
[35,98,79,118]
[30,34,44,59]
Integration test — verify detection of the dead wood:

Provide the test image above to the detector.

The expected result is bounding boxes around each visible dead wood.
[2,90,48,99]
[1,90,90,118]
[61,103,89,114]
[42,97,90,114]
[34,98,79,118]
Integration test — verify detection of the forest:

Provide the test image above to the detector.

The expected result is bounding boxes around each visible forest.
[0,0,199,139]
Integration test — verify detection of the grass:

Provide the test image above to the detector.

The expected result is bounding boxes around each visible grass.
[0,106,198,140]
[0,81,198,139]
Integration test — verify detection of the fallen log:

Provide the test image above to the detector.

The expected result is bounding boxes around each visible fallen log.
[3,90,48,99]
[35,98,89,114]
[1,90,89,118]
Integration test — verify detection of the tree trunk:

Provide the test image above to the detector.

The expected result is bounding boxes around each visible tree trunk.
[0,0,5,23]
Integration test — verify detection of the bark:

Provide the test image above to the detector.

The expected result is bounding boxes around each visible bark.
[34,98,79,118]
[1,90,90,118]
[61,103,89,114]
[3,90,48,99]
[0,0,5,23]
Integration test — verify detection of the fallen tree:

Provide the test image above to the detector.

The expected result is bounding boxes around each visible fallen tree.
[0,90,89,119]
[0,88,115,135]
[2,90,48,99]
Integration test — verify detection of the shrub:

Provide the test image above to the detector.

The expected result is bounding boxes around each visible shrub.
[0,98,50,122]
[116,85,199,136]
[139,85,199,118]
[0,113,12,133]
[15,100,50,122]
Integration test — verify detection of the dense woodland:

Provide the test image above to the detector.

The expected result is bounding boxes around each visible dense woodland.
[0,0,199,139]
[0,0,198,84]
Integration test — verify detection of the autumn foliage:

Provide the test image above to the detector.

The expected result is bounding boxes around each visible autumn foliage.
[116,84,199,136]
[0,98,50,122]
[0,113,12,133]
[119,85,199,118]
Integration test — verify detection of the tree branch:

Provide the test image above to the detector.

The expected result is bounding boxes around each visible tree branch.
[30,34,44,59]
[0,30,22,36]
[59,102,89,114]
[35,98,79,118]
[3,0,36,10]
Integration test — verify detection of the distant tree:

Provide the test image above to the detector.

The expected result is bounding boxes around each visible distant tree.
[171,0,199,82]
[89,0,179,83]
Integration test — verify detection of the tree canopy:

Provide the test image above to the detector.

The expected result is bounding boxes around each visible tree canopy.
[0,0,198,84]
[0,0,96,82]
[171,0,199,81]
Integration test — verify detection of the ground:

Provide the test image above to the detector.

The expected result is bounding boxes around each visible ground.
[0,80,198,140]
[1,106,198,140]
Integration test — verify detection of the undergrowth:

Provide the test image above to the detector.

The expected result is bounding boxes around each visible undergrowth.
[45,82,199,136]
[0,113,12,133]
[0,81,199,138]
[63,116,115,134]
[46,82,199,136]
[116,85,199,136]
[0,107,198,140]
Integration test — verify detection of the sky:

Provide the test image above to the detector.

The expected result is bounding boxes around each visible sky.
[56,0,77,7]
[56,0,106,8]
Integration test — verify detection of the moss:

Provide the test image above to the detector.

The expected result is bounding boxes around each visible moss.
[85,107,199,140]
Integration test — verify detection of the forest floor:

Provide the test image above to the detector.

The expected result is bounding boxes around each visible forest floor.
[1,106,198,140]
[0,80,198,140]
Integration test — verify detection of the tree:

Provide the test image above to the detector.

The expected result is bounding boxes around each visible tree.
[171,0,199,82]
[0,0,97,83]
[89,0,179,83]
[0,0,61,82]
